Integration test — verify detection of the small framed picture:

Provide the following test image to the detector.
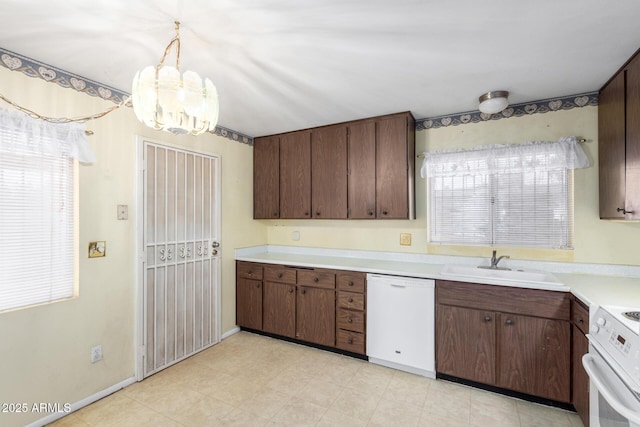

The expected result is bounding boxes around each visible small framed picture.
[88,241,106,258]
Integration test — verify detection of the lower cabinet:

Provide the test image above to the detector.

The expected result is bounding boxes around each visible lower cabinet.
[436,280,571,403]
[572,297,590,426]
[236,261,368,354]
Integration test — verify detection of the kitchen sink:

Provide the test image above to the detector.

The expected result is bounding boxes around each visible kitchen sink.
[440,264,566,289]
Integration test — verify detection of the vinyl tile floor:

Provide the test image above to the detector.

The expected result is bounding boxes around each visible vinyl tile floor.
[50,331,583,427]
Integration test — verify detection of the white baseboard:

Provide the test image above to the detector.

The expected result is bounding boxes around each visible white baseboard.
[222,327,240,340]
[26,376,136,427]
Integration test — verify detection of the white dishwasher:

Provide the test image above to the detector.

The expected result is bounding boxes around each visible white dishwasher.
[366,273,435,378]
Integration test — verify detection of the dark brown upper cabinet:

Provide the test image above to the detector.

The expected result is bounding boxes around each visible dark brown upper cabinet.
[253,111,415,220]
[311,125,348,219]
[279,131,312,219]
[599,48,640,220]
[253,136,280,219]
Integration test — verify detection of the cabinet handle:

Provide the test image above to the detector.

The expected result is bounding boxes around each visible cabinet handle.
[301,288,306,294]
[313,277,319,283]
[277,273,283,278]
[505,319,513,325]
[617,207,634,214]
[348,281,354,286]
[347,338,353,344]
[347,317,353,323]
[484,316,492,322]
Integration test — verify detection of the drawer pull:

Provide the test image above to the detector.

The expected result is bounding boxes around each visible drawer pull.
[347,317,353,323]
[347,338,353,344]
[348,281,354,286]
[348,297,354,303]
[277,273,283,278]
[578,318,584,324]
[313,277,319,283]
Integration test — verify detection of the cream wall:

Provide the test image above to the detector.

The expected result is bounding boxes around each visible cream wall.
[266,106,640,266]
[0,67,266,427]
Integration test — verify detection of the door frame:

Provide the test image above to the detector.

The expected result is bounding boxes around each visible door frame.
[134,135,222,381]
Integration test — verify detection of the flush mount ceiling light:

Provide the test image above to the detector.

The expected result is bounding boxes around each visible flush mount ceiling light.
[131,21,219,135]
[478,90,509,115]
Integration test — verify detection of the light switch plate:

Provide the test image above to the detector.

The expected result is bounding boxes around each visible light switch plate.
[117,204,128,220]
[400,233,412,246]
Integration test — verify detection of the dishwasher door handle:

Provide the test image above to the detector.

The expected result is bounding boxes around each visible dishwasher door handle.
[390,284,407,288]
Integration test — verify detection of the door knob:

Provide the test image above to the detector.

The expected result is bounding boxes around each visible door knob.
[212,241,220,248]
[617,207,635,214]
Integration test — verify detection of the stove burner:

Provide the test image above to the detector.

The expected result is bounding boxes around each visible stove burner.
[623,311,640,322]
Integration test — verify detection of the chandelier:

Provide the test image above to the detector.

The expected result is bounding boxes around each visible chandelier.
[131,21,219,135]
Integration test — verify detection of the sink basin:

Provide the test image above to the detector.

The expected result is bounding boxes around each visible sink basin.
[440,264,566,289]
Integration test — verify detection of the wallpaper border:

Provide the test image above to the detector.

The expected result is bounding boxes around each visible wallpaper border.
[0,47,253,145]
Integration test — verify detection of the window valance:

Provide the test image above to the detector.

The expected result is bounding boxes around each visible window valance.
[0,108,96,163]
[420,136,588,179]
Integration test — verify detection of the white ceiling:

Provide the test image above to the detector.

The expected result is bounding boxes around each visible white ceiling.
[1,0,640,137]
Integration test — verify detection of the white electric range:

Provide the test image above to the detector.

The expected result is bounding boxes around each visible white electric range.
[583,305,640,427]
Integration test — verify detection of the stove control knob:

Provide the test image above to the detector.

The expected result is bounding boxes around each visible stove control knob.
[590,325,600,334]
[596,317,606,327]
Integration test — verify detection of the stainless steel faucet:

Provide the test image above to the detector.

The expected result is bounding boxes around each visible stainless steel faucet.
[489,250,510,269]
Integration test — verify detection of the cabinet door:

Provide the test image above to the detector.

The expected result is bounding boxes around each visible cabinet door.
[376,115,410,218]
[253,136,280,219]
[436,305,495,384]
[572,325,590,427]
[497,314,570,402]
[236,278,263,330]
[311,125,347,219]
[263,281,296,338]
[626,54,640,220]
[280,131,311,219]
[296,286,335,346]
[599,72,626,219]
[348,120,376,218]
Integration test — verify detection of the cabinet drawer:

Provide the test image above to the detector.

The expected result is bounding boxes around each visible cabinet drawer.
[436,280,570,320]
[264,265,297,284]
[337,308,365,333]
[337,272,366,293]
[337,291,365,311]
[336,329,365,355]
[572,298,589,335]
[237,261,263,280]
[298,269,335,289]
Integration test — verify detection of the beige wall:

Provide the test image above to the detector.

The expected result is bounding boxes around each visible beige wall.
[0,67,266,426]
[266,106,640,266]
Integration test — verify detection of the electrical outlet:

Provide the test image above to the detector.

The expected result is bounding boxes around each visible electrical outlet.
[117,204,128,220]
[400,233,412,246]
[91,345,103,363]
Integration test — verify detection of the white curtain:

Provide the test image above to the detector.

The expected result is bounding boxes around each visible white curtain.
[420,136,589,178]
[0,108,96,163]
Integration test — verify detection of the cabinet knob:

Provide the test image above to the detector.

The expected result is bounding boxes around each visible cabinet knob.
[277,273,283,278]
[505,319,513,325]
[368,210,374,216]
[578,318,584,324]
[256,283,260,288]
[313,277,319,283]
[304,211,310,216]
[347,317,353,323]
[348,281,354,286]
[382,210,388,216]
[301,288,306,294]
[289,287,294,293]
[347,338,353,344]
[484,316,492,322]
[273,212,278,217]
[248,271,253,276]
[348,297,354,303]
[617,207,635,215]
[316,211,321,216]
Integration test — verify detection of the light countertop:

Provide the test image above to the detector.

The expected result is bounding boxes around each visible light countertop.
[236,245,640,309]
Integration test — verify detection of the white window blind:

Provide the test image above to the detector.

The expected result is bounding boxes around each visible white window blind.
[422,137,588,249]
[0,109,95,312]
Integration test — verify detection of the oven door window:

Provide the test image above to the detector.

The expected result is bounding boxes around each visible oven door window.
[599,393,632,427]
